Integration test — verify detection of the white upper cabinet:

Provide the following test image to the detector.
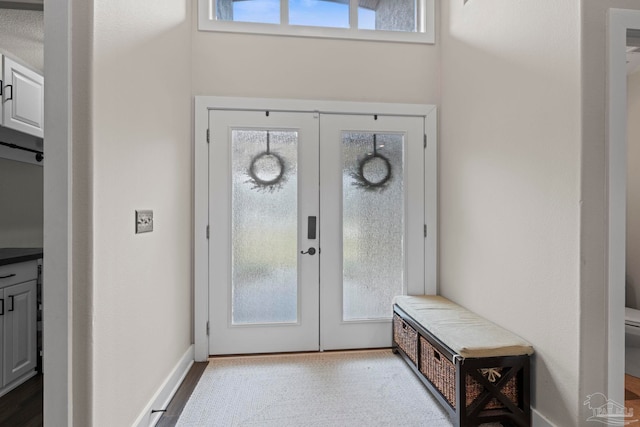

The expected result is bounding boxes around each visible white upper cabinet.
[2,56,44,138]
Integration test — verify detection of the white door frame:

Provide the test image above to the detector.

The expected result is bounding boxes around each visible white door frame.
[608,8,640,405]
[194,97,437,361]
[44,0,72,425]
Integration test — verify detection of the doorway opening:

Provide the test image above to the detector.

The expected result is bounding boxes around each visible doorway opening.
[608,8,640,406]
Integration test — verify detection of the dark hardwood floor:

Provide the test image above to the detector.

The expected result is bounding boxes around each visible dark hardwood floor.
[157,362,208,427]
[0,362,206,427]
[0,374,43,427]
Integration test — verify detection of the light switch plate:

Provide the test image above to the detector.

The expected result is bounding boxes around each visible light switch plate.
[136,210,153,234]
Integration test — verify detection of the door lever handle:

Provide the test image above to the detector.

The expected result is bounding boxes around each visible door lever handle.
[300,248,316,255]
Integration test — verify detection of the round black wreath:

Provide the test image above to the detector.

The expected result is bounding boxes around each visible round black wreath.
[351,152,392,192]
[247,151,286,190]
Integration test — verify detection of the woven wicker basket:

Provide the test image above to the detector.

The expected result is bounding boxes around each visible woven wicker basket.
[419,336,456,407]
[419,336,519,410]
[393,314,418,365]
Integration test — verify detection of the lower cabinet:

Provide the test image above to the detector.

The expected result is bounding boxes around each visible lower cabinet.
[0,261,37,397]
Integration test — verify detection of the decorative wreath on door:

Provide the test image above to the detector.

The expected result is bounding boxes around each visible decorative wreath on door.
[246,131,288,192]
[351,134,393,192]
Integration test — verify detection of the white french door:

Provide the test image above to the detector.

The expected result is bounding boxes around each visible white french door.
[208,109,425,355]
[319,114,425,350]
[209,110,320,355]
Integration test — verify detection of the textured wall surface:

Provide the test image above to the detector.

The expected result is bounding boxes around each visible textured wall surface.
[440,1,581,425]
[628,70,640,310]
[0,8,43,72]
[0,158,43,247]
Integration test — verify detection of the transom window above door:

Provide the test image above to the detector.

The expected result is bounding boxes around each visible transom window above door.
[198,0,435,44]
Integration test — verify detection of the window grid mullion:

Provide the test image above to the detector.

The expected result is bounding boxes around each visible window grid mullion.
[350,0,358,31]
[282,0,289,25]
[417,0,425,33]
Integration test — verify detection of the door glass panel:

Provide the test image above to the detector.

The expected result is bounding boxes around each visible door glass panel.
[231,129,298,325]
[342,132,404,321]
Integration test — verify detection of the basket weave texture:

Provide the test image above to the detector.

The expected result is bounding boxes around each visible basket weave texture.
[393,314,418,365]
[419,336,519,410]
[419,337,456,407]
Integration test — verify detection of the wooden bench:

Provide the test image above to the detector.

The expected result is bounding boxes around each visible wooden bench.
[392,295,533,427]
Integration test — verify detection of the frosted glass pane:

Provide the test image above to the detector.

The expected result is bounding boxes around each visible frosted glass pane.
[289,0,349,28]
[232,130,298,324]
[360,0,416,32]
[342,132,404,321]
[217,0,280,24]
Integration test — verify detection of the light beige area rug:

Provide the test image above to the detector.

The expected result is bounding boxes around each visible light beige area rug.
[176,349,454,427]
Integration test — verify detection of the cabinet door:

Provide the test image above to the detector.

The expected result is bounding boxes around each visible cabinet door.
[2,57,44,138]
[3,280,36,386]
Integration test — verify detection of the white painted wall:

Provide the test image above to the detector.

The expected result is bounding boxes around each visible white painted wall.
[439,1,581,425]
[191,6,440,104]
[0,8,43,72]
[0,158,43,247]
[628,70,640,309]
[90,1,192,425]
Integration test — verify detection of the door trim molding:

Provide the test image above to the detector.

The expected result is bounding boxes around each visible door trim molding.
[607,9,640,405]
[194,96,437,361]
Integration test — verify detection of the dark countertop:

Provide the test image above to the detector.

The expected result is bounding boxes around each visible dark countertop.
[0,248,43,266]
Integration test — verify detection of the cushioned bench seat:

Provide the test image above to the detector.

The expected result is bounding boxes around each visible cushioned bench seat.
[393,295,534,359]
[392,294,533,427]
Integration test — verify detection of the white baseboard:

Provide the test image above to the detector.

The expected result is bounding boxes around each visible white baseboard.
[532,407,555,427]
[132,345,195,427]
